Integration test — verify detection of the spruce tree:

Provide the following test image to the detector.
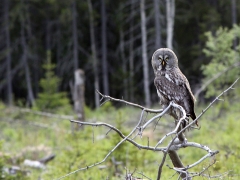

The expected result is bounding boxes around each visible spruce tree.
[35,51,71,111]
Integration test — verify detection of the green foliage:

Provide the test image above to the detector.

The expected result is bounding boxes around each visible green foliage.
[1,98,240,179]
[0,140,29,180]
[202,25,240,98]
[34,51,71,112]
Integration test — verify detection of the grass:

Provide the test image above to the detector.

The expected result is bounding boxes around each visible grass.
[0,98,240,180]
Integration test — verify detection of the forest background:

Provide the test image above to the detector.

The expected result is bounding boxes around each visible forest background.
[0,0,240,179]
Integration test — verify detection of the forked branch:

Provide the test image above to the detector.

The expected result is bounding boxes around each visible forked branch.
[55,78,239,180]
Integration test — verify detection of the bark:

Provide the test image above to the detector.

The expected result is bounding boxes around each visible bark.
[26,3,39,95]
[4,0,13,106]
[168,150,192,180]
[101,0,109,95]
[73,69,85,121]
[129,0,135,102]
[21,0,35,106]
[231,0,237,49]
[140,0,151,107]
[166,0,175,50]
[88,0,100,108]
[72,0,79,70]
[56,23,61,77]
[154,0,162,49]
[120,29,128,100]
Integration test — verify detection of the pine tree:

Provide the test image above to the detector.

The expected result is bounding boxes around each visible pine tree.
[35,51,71,111]
[202,25,240,98]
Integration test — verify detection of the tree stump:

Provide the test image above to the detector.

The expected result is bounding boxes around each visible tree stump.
[72,69,85,130]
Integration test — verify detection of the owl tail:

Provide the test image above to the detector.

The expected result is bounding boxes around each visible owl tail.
[190,113,198,126]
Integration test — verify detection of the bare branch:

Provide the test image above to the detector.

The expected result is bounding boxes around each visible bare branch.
[55,109,147,180]
[54,78,239,180]
[96,90,163,113]
[140,101,173,131]
[70,120,166,152]
[180,77,239,134]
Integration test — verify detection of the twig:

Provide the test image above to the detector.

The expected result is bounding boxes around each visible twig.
[69,120,166,152]
[140,102,173,131]
[96,90,163,113]
[156,152,168,180]
[176,77,240,137]
[173,150,219,171]
[154,102,187,148]
[55,78,239,180]
[55,109,147,180]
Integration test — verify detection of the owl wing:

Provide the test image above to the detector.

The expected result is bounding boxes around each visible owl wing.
[170,68,196,103]
[154,68,196,120]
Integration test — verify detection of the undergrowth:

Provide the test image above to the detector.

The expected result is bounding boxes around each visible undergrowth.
[0,99,240,179]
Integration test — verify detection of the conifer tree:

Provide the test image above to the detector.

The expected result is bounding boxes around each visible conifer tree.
[35,51,71,111]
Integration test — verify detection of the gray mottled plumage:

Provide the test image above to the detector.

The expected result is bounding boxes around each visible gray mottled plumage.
[151,48,196,126]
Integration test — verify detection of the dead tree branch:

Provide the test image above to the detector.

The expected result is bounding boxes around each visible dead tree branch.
[96,90,163,113]
[55,78,239,180]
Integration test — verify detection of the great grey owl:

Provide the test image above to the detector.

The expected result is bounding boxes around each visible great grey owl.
[151,48,197,127]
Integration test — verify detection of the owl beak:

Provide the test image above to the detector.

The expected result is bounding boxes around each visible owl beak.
[162,60,165,66]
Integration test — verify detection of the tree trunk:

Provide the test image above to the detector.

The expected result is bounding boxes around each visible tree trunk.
[140,0,151,107]
[120,29,128,100]
[166,0,175,50]
[88,0,100,108]
[154,0,162,49]
[168,150,192,180]
[129,0,135,102]
[72,0,79,70]
[231,0,237,49]
[73,69,85,121]
[56,23,61,77]
[101,0,109,95]
[21,0,35,106]
[4,0,13,106]
[26,3,39,95]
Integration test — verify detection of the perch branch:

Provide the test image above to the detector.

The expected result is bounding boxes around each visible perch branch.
[158,78,238,179]
[156,109,189,180]
[154,102,187,148]
[56,78,239,180]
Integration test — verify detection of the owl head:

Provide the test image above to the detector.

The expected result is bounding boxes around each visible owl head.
[151,48,178,75]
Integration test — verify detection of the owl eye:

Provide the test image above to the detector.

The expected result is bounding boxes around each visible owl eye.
[158,57,162,61]
[165,57,169,61]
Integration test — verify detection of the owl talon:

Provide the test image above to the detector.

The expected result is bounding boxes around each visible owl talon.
[182,138,188,146]
[173,137,187,145]
[137,126,144,138]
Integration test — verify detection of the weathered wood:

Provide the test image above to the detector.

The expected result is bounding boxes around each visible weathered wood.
[168,150,192,180]
[73,69,85,122]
